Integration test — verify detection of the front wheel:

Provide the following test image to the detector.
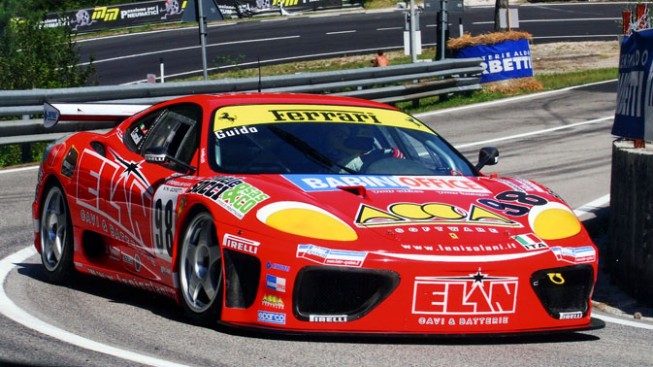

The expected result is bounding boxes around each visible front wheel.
[39,184,74,284]
[178,211,223,326]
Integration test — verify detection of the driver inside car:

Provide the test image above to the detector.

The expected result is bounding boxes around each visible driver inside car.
[325,125,404,172]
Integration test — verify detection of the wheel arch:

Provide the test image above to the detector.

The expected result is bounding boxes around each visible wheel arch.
[171,201,214,275]
[34,174,69,254]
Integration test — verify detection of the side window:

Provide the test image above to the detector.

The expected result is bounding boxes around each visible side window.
[124,110,163,153]
[126,104,201,170]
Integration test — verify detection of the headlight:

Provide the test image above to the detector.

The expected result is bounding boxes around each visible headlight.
[528,202,581,240]
[256,201,358,241]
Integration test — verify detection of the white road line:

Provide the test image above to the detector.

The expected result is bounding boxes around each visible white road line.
[533,35,620,40]
[574,194,610,218]
[472,18,619,25]
[0,247,191,367]
[126,45,398,83]
[593,313,653,330]
[76,23,235,43]
[454,116,613,149]
[417,80,617,117]
[0,165,38,174]
[326,30,356,35]
[85,35,301,65]
[519,18,619,23]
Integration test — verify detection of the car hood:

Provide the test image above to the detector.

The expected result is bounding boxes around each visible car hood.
[238,174,585,257]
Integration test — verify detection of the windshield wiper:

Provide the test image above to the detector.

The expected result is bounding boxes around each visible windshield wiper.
[268,126,355,174]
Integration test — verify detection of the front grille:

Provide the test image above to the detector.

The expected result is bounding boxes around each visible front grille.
[531,264,594,319]
[293,266,400,322]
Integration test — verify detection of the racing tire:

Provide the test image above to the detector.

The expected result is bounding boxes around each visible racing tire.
[178,210,223,326]
[39,184,75,284]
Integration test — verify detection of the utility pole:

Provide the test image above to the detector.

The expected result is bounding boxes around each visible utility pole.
[197,0,209,80]
[437,0,448,60]
[409,0,417,63]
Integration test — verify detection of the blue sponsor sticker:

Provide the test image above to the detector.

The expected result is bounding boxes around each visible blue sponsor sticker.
[266,261,290,272]
[258,311,286,325]
[283,175,489,194]
[284,174,406,192]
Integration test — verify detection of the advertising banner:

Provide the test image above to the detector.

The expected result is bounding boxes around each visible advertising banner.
[453,39,533,83]
[43,0,188,32]
[44,0,361,32]
[613,29,653,140]
[214,0,348,19]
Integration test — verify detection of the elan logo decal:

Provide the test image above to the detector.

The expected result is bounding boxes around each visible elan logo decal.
[412,269,518,315]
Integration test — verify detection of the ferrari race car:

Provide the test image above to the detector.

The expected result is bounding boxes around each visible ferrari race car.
[33,93,604,335]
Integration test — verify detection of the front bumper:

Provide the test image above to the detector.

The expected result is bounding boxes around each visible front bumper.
[219,248,599,335]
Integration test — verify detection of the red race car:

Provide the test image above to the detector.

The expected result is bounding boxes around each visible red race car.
[32,93,604,335]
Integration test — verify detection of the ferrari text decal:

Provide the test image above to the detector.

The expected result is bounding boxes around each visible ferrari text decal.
[355,202,519,228]
[269,108,381,123]
[412,269,518,316]
[189,176,269,219]
[75,148,153,247]
[296,244,367,267]
[285,175,490,194]
[213,105,432,132]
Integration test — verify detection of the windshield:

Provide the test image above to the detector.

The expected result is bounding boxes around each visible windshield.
[208,105,476,176]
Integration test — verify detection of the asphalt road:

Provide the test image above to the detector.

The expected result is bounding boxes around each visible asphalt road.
[1,80,652,367]
[78,2,624,84]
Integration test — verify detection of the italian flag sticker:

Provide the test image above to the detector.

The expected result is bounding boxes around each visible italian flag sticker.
[513,233,547,250]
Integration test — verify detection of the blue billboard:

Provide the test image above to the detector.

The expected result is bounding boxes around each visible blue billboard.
[613,29,653,140]
[453,38,533,83]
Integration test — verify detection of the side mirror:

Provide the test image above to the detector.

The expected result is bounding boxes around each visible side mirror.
[145,147,196,174]
[475,146,499,171]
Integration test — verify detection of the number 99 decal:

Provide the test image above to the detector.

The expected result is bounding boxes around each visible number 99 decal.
[152,185,184,260]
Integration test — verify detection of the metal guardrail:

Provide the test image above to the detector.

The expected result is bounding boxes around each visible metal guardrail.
[0,58,482,147]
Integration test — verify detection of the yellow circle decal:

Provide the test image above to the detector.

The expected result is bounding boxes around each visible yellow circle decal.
[258,202,358,241]
[531,207,581,240]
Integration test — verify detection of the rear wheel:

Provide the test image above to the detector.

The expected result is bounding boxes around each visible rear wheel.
[178,211,223,325]
[40,185,74,284]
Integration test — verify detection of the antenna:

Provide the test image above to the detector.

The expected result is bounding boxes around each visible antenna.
[257,56,262,93]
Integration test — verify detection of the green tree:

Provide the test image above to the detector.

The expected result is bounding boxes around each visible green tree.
[0,0,94,89]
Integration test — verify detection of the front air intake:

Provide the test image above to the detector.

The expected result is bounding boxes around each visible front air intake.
[531,264,594,319]
[293,266,399,322]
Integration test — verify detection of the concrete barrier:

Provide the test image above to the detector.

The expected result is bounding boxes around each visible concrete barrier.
[608,140,653,306]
